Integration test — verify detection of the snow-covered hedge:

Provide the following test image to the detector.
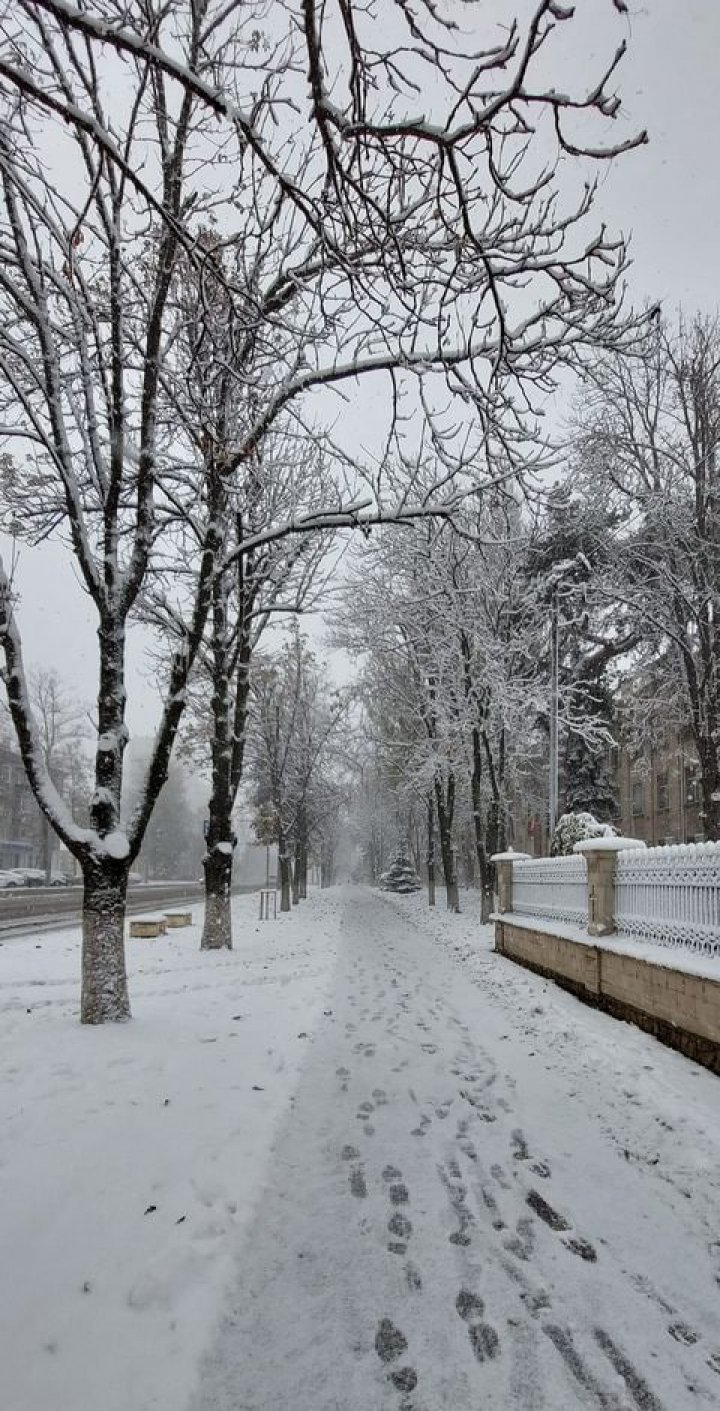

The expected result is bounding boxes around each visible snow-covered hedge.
[550,811,616,857]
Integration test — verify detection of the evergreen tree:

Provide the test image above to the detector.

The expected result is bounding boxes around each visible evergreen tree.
[379,853,422,894]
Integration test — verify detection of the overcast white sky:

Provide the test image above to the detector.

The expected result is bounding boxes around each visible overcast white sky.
[2,0,719,741]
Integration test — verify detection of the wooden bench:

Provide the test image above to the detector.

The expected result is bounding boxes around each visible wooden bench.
[259,888,277,920]
[129,918,167,939]
[164,911,193,928]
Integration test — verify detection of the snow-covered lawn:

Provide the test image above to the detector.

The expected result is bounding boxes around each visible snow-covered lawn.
[0,892,340,1411]
[2,885,720,1411]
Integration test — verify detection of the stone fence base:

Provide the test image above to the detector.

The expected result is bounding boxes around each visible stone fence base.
[495,919,720,1076]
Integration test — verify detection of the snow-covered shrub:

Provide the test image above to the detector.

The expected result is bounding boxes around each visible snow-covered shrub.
[550,811,617,857]
[379,853,422,893]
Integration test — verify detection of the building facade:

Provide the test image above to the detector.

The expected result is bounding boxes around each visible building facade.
[0,741,43,869]
[509,732,706,859]
[0,740,77,875]
[612,735,705,847]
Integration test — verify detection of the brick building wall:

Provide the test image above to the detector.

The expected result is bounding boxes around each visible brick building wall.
[508,732,705,857]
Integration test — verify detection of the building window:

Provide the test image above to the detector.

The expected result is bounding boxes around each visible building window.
[656,770,669,812]
[685,764,700,806]
[632,780,644,817]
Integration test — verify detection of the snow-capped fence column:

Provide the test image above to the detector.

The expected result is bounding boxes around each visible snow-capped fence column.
[491,851,530,914]
[573,837,647,937]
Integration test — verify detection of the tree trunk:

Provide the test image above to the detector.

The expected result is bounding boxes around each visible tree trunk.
[469,724,493,920]
[299,838,308,899]
[292,836,301,905]
[278,829,292,912]
[43,814,52,885]
[427,795,436,907]
[80,859,131,1024]
[201,846,234,950]
[700,767,720,842]
[434,774,460,913]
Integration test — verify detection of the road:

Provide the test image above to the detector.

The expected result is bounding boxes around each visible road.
[189,887,720,1411]
[0,882,257,939]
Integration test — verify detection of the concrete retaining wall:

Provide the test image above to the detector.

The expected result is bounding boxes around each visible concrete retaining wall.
[495,920,720,1075]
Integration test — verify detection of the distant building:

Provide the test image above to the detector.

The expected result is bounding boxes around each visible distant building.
[0,740,42,869]
[508,729,705,858]
[0,739,76,875]
[612,733,704,847]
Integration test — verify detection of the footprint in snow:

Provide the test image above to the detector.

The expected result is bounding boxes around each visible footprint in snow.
[405,1260,422,1291]
[530,1160,551,1180]
[526,1190,597,1262]
[511,1130,530,1162]
[668,1321,698,1346]
[375,1320,418,1397]
[456,1289,501,1363]
[375,1318,408,1362]
[349,1166,367,1198]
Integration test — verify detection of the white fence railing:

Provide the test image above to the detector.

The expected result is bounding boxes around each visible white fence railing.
[615,842,720,957]
[512,855,588,928]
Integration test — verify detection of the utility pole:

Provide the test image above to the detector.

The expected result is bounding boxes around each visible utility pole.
[549,589,559,840]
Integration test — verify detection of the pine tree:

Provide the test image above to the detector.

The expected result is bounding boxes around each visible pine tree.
[379,853,422,894]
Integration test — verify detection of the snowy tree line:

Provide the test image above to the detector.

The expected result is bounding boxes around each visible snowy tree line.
[340,312,720,909]
[0,0,647,1020]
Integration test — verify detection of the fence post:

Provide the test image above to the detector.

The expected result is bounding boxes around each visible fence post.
[573,837,646,936]
[490,850,530,915]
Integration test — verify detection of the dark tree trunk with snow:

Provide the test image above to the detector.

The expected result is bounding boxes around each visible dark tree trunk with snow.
[427,795,436,908]
[80,858,130,1025]
[202,572,236,950]
[468,723,493,921]
[292,836,301,905]
[296,807,308,899]
[42,815,52,887]
[699,747,720,842]
[278,829,292,912]
[201,548,256,949]
[435,773,459,913]
[201,846,234,950]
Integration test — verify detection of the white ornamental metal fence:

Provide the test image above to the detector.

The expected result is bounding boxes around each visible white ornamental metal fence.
[615,842,720,957]
[512,855,588,928]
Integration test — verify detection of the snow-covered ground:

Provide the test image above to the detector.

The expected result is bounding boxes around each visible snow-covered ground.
[0,892,340,1411]
[2,886,720,1410]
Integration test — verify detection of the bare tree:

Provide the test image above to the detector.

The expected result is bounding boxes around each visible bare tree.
[571,314,720,839]
[166,433,333,950]
[248,631,350,911]
[0,0,644,1021]
[29,670,90,881]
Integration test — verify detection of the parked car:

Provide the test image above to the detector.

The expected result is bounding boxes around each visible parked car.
[5,868,73,887]
[0,870,24,888]
[11,868,47,887]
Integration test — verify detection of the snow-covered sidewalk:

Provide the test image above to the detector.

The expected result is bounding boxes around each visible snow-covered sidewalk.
[0,892,341,1411]
[2,886,720,1410]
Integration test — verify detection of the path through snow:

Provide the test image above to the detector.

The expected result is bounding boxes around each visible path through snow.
[189,887,720,1411]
